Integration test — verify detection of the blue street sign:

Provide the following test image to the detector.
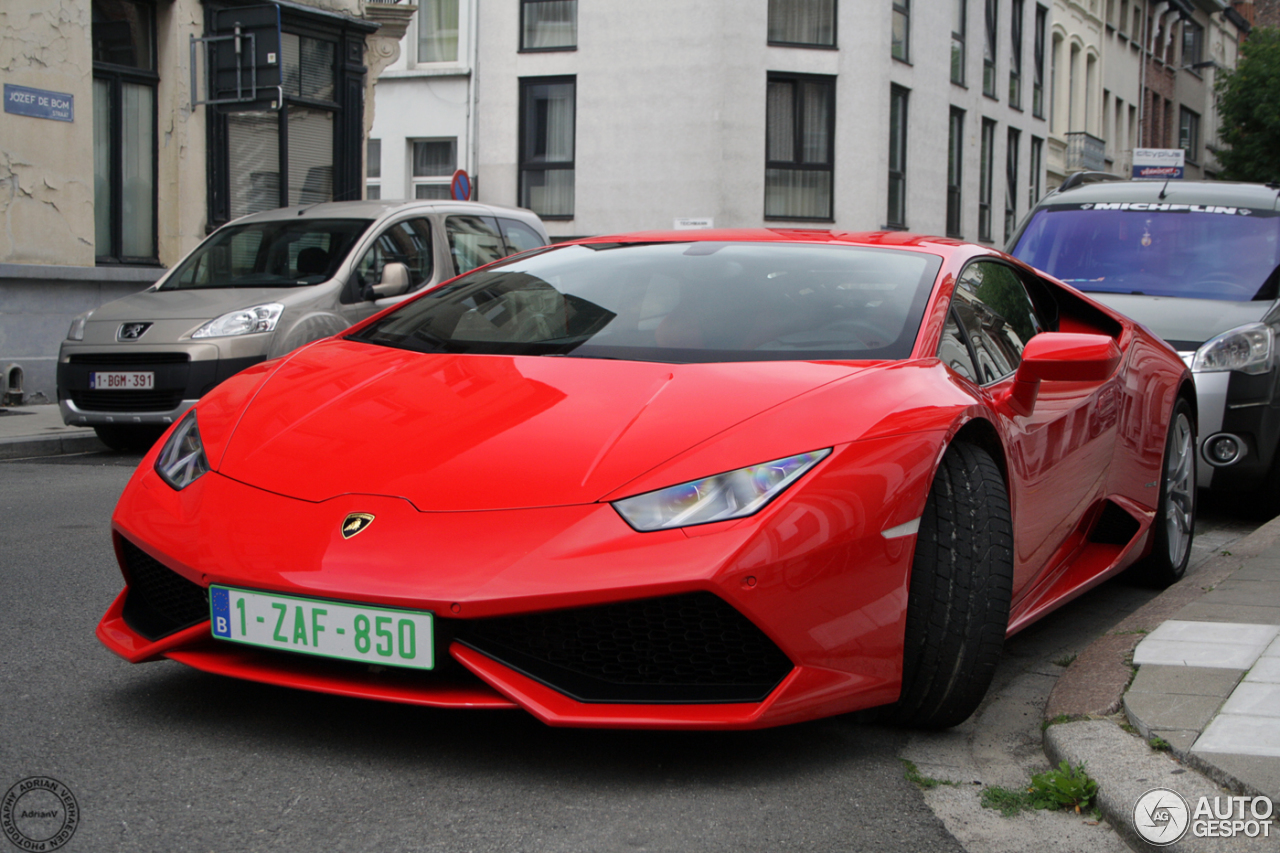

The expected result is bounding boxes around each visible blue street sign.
[4,84,74,122]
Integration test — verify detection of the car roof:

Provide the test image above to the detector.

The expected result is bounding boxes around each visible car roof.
[227,199,544,226]
[1042,179,1280,210]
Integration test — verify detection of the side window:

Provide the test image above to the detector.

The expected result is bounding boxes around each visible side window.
[951,261,1045,383]
[498,218,547,255]
[348,218,434,302]
[939,310,978,381]
[447,215,507,275]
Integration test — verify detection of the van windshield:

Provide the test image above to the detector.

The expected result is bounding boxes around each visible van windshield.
[160,219,371,290]
[1011,204,1280,301]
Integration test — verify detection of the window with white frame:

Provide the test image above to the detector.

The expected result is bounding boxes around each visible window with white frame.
[412,139,457,199]
[979,118,995,242]
[418,0,459,63]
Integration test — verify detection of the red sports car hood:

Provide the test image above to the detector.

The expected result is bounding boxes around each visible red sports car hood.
[215,340,866,510]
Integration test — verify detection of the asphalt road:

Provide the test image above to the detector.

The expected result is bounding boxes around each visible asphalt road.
[0,452,963,853]
[0,452,1258,853]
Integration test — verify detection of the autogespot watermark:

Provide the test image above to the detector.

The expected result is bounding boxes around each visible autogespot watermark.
[1133,787,1274,846]
[1,778,79,852]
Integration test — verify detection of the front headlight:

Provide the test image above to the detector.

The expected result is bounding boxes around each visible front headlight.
[155,412,210,490]
[191,303,283,338]
[612,449,832,532]
[1192,323,1273,375]
[67,311,92,341]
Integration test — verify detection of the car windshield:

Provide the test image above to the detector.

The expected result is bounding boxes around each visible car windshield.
[160,219,372,290]
[1011,204,1280,301]
[349,241,940,363]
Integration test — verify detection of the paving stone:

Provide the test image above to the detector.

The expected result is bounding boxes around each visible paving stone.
[1244,657,1280,683]
[1194,714,1280,757]
[1200,582,1280,608]
[1189,752,1280,801]
[1175,602,1280,625]
[1132,638,1271,669]
[1219,682,1280,717]
[1124,691,1224,731]
[1129,665,1242,697]
[1142,620,1280,645]
[1149,728,1200,753]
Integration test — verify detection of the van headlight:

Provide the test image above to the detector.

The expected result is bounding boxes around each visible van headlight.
[1192,323,1273,375]
[192,303,284,338]
[67,311,93,341]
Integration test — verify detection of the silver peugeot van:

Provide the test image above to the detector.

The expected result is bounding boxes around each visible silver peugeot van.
[58,200,548,449]
[1008,176,1280,503]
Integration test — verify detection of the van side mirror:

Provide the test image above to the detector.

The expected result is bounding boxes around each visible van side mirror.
[1004,333,1122,416]
[371,262,410,299]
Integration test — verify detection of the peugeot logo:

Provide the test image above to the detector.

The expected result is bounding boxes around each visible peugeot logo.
[117,322,152,341]
[341,513,375,539]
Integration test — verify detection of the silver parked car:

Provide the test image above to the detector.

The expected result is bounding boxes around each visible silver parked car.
[1008,176,1280,504]
[59,200,549,450]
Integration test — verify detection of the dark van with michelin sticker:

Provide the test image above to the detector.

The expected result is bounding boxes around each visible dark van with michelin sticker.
[1008,176,1280,504]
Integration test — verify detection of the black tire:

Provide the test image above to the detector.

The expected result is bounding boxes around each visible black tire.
[892,441,1015,729]
[93,424,166,452]
[1128,398,1196,588]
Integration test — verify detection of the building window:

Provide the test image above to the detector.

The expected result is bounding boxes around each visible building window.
[892,0,910,61]
[519,77,575,218]
[1182,21,1203,68]
[367,138,381,199]
[93,0,158,264]
[208,7,371,227]
[1004,127,1020,243]
[983,0,998,98]
[1180,107,1200,163]
[1029,135,1042,209]
[1009,0,1023,108]
[412,139,456,198]
[979,118,995,242]
[521,0,577,51]
[1032,6,1046,117]
[768,0,836,47]
[887,85,909,228]
[765,73,835,221]
[418,0,459,62]
[952,0,967,85]
[947,108,964,238]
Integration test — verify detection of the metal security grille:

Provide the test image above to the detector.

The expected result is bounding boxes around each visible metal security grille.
[120,538,209,640]
[70,389,185,412]
[68,353,190,365]
[458,592,793,704]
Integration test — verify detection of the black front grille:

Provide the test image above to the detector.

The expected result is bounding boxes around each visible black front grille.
[120,539,209,640]
[69,353,191,366]
[70,389,185,412]
[457,593,793,704]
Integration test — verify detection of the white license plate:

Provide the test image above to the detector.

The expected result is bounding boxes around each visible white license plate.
[90,371,154,390]
[209,585,434,670]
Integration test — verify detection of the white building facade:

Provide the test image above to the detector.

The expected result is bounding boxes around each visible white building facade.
[367,0,477,202]
[470,0,1051,245]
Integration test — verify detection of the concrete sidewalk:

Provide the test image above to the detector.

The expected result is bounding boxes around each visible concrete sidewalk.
[0,404,106,459]
[1045,516,1280,851]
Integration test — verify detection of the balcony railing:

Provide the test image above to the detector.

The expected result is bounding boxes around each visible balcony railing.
[1065,132,1106,172]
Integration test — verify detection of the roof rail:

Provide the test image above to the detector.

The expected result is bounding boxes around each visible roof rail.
[1058,171,1126,192]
